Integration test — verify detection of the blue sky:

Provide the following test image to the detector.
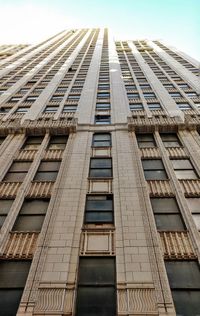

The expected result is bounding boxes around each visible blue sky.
[0,0,199,60]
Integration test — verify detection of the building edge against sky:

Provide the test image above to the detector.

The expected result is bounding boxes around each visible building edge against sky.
[0,28,199,316]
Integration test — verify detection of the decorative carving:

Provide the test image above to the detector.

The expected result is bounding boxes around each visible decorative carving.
[43,149,63,160]
[34,285,75,315]
[1,232,39,259]
[166,147,187,158]
[140,147,160,158]
[159,231,196,260]
[117,285,157,315]
[27,181,54,198]
[80,230,115,255]
[0,181,21,198]
[147,180,174,197]
[179,179,200,196]
[88,179,112,193]
[34,288,65,313]
[17,149,37,160]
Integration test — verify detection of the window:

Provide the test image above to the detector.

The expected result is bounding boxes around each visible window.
[148,103,161,110]
[127,93,140,99]
[97,93,110,99]
[136,134,156,148]
[25,96,37,102]
[169,92,182,97]
[95,115,111,125]
[22,136,43,150]
[0,200,14,228]
[177,103,191,110]
[92,134,111,147]
[85,195,113,223]
[129,103,143,110]
[165,261,200,316]
[13,199,49,232]
[171,159,198,180]
[142,159,168,180]
[76,258,116,316]
[186,198,200,230]
[0,137,5,146]
[151,198,185,230]
[50,95,63,102]
[48,136,68,150]
[143,93,156,99]
[89,158,112,178]
[44,106,59,113]
[63,105,77,112]
[0,261,31,316]
[3,161,31,182]
[15,107,29,113]
[34,161,61,181]
[185,92,197,97]
[160,133,181,147]
[96,103,110,110]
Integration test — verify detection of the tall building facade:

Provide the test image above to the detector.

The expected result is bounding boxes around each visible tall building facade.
[0,28,200,316]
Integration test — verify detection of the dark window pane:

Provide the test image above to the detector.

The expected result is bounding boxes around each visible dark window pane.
[137,134,154,142]
[155,214,185,230]
[0,200,14,215]
[13,215,44,231]
[78,258,115,285]
[172,290,200,316]
[86,198,113,211]
[4,172,27,182]
[76,287,116,316]
[49,136,68,144]
[160,134,179,141]
[38,161,61,172]
[163,141,180,148]
[89,169,112,178]
[171,159,193,169]
[90,159,112,168]
[151,198,179,213]
[9,162,31,172]
[144,170,167,180]
[142,160,164,170]
[0,261,31,288]
[25,136,43,144]
[34,171,58,181]
[165,261,200,289]
[0,216,6,227]
[20,200,49,215]
[0,289,23,316]
[85,212,113,223]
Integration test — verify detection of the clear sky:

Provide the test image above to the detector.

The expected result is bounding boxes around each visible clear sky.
[0,0,199,61]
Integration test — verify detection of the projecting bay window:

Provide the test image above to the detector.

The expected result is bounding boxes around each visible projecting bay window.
[89,158,112,178]
[165,261,200,316]
[3,161,31,182]
[142,159,168,180]
[34,161,61,181]
[171,159,198,180]
[0,261,31,316]
[85,195,113,224]
[76,258,116,316]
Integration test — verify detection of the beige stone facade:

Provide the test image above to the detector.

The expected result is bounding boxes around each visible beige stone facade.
[0,29,199,316]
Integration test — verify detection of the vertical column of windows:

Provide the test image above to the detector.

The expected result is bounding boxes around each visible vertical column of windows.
[75,132,116,316]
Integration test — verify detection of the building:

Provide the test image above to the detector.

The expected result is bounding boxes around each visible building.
[0,28,200,316]
[0,44,29,61]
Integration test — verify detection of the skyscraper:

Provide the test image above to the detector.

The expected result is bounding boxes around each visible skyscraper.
[0,28,199,316]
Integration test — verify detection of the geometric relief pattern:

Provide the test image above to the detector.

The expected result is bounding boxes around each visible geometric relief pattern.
[147,180,174,197]
[117,285,157,315]
[34,285,75,315]
[26,181,54,198]
[0,181,21,198]
[159,231,197,260]
[140,148,160,159]
[80,230,115,255]
[1,232,39,259]
[179,179,200,197]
